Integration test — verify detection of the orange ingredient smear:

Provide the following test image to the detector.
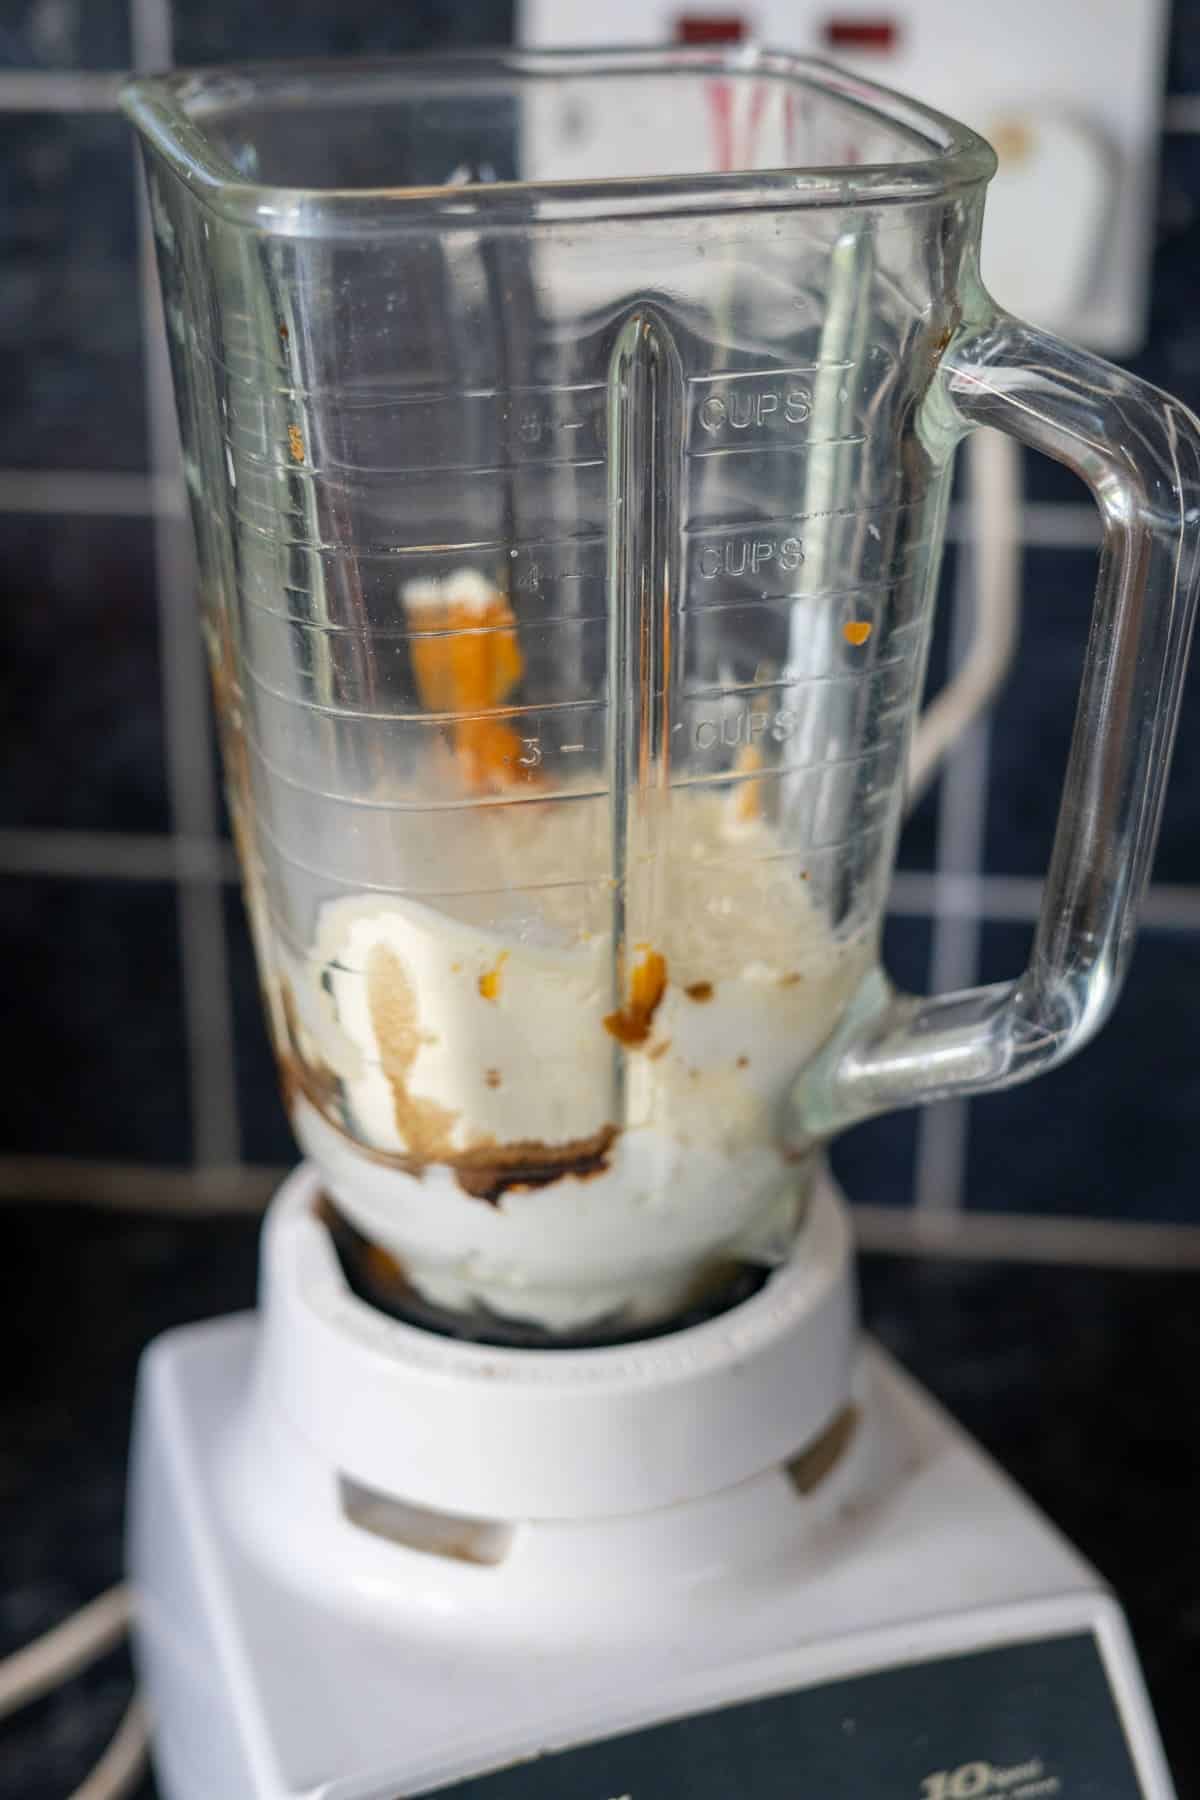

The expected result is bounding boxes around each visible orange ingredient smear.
[407,586,533,793]
[604,945,668,1047]
[731,742,764,825]
[478,951,508,1002]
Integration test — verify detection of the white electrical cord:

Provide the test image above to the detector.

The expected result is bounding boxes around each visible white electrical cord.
[0,1584,148,1798]
[0,1584,131,1721]
[907,427,1023,811]
[71,1696,150,1800]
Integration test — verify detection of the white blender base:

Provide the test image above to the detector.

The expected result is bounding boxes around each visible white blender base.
[128,1171,1176,1800]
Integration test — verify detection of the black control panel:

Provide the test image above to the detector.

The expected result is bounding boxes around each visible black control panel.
[420,1633,1146,1799]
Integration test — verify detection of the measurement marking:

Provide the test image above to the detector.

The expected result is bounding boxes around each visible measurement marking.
[227,440,605,478]
[672,749,893,786]
[681,577,904,615]
[295,888,627,964]
[689,434,866,460]
[189,344,607,404]
[687,829,889,877]
[685,503,927,538]
[687,361,852,384]
[231,506,608,557]
[242,558,604,612]
[561,743,586,752]
[254,814,609,897]
[230,510,508,555]
[243,726,605,810]
[242,660,601,722]
[237,587,607,635]
[681,656,914,700]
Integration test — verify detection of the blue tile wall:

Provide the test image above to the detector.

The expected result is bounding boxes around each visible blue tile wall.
[1168,0,1200,93]
[0,514,166,833]
[1128,133,1200,409]
[1019,449,1091,508]
[893,544,957,873]
[170,0,513,64]
[1152,660,1200,885]
[0,0,130,69]
[0,877,191,1161]
[0,112,144,471]
[967,924,1200,1223]
[0,0,1198,1238]
[982,545,1092,880]
[979,534,1200,888]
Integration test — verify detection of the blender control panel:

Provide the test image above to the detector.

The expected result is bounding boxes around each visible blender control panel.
[420,1635,1146,1798]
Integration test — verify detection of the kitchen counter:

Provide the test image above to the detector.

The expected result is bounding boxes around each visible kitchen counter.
[1,1201,1196,1798]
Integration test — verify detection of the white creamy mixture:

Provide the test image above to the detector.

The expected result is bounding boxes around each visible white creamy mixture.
[282,783,870,1331]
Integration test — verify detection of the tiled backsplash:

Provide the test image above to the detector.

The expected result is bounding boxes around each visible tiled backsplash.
[0,514,165,834]
[0,875,190,1163]
[1,1,131,67]
[2,0,1200,1252]
[967,923,1200,1224]
[0,111,144,471]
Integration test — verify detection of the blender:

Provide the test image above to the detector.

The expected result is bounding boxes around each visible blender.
[123,50,1200,1798]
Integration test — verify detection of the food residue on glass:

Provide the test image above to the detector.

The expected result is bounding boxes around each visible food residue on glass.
[604,944,668,1046]
[478,951,508,1002]
[404,571,535,793]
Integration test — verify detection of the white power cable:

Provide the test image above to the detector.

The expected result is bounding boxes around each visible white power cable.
[907,428,1023,811]
[0,1585,131,1721]
[0,1584,148,1798]
[70,1695,150,1800]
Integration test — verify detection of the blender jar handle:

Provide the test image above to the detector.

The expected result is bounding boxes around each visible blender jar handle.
[801,308,1200,1138]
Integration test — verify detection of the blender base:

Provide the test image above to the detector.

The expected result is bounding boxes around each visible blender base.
[128,1169,1176,1800]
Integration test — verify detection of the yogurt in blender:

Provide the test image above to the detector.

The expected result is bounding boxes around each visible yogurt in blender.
[285,782,869,1334]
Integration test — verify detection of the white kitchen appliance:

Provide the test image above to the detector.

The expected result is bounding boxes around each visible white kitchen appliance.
[122,49,1200,1797]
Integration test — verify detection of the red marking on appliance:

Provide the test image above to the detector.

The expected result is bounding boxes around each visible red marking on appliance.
[676,14,748,42]
[823,17,898,50]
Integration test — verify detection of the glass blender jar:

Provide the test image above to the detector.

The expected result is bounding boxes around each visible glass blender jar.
[127,51,1199,1343]
[120,53,1200,1800]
